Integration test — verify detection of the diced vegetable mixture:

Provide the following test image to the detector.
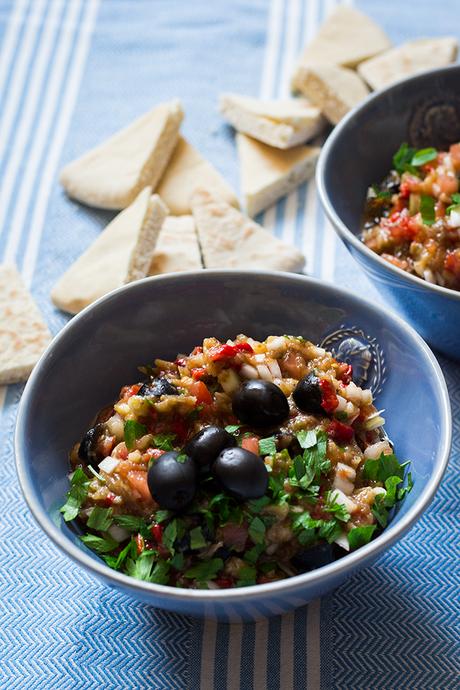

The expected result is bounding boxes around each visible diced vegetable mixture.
[363,142,460,290]
[61,334,412,589]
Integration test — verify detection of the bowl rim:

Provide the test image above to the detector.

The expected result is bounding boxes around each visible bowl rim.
[316,63,460,303]
[15,270,452,604]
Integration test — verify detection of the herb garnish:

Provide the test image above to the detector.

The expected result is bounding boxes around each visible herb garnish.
[248,516,266,544]
[184,558,223,582]
[190,526,207,550]
[258,436,277,456]
[60,468,90,522]
[446,192,460,213]
[80,533,118,554]
[348,525,377,549]
[225,424,241,434]
[393,142,417,175]
[152,433,176,451]
[420,194,436,226]
[124,419,147,451]
[411,147,437,167]
[87,506,113,531]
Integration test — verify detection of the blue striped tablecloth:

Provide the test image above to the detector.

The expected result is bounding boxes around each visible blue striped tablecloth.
[0,1,459,688]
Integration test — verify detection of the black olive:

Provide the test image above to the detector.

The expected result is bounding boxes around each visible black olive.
[291,543,335,573]
[147,451,197,511]
[232,380,289,429]
[138,377,179,397]
[213,447,268,500]
[78,423,105,469]
[293,373,323,414]
[184,426,236,471]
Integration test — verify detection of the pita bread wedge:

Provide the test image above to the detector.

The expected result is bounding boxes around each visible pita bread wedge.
[358,37,458,91]
[191,188,305,272]
[59,101,183,210]
[156,137,239,215]
[294,64,369,125]
[292,6,391,90]
[149,216,202,275]
[219,93,325,148]
[51,188,168,314]
[0,264,51,384]
[237,133,320,217]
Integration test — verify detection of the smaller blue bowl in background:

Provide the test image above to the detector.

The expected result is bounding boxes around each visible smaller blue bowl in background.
[15,271,451,621]
[317,64,460,360]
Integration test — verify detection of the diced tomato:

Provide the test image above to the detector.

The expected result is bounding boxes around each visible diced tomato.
[136,533,145,555]
[242,436,260,454]
[105,492,116,507]
[444,250,460,277]
[189,380,213,405]
[386,211,419,242]
[113,442,128,460]
[319,379,338,414]
[126,471,151,502]
[191,367,207,380]
[208,342,253,361]
[399,182,411,199]
[328,419,354,444]
[150,523,163,544]
[437,174,458,196]
[337,363,353,385]
[143,447,165,463]
[216,577,234,588]
[121,384,141,399]
[449,143,460,169]
[171,416,189,442]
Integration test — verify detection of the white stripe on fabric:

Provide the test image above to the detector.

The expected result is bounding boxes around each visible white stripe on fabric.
[253,617,269,689]
[0,0,48,228]
[0,0,67,256]
[306,599,321,690]
[259,0,283,100]
[279,0,301,99]
[0,387,6,413]
[0,0,30,105]
[3,0,82,266]
[226,623,243,690]
[22,0,100,286]
[200,618,217,689]
[280,611,295,689]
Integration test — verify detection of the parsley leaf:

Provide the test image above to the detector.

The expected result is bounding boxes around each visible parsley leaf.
[114,514,150,534]
[244,543,265,564]
[362,453,405,482]
[162,519,179,554]
[348,524,377,549]
[87,506,113,531]
[152,433,176,451]
[397,472,414,501]
[184,558,223,581]
[150,559,171,585]
[393,142,416,175]
[225,424,241,434]
[236,564,257,587]
[126,551,156,581]
[420,194,436,226]
[258,436,277,456]
[190,526,207,550]
[170,552,184,570]
[80,533,118,554]
[247,496,271,513]
[103,539,135,570]
[124,419,147,451]
[372,494,388,528]
[248,517,266,544]
[411,147,437,167]
[446,193,460,213]
[60,468,90,522]
[324,491,350,522]
[154,510,171,524]
[296,429,317,449]
[317,519,342,544]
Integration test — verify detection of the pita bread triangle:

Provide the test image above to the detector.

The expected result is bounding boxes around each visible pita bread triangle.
[149,215,202,275]
[237,133,320,217]
[59,100,183,210]
[191,188,305,272]
[51,187,168,314]
[0,264,51,384]
[156,136,239,215]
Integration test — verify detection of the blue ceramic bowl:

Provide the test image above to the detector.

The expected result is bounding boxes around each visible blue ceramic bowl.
[317,64,460,360]
[15,271,451,621]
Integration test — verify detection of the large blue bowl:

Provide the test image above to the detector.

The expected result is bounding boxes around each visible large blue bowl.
[317,64,460,360]
[15,271,451,621]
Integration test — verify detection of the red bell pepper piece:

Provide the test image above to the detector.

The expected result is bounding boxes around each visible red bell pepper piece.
[209,342,253,361]
[328,419,354,444]
[319,379,339,413]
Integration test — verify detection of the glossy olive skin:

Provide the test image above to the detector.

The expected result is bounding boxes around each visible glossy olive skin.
[184,426,236,470]
[213,447,268,500]
[78,423,105,469]
[138,377,178,397]
[232,380,289,429]
[293,373,323,414]
[147,451,197,511]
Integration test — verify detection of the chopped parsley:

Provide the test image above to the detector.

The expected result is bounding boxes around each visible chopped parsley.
[60,468,90,522]
[80,533,118,554]
[114,514,150,534]
[258,436,277,456]
[348,524,377,549]
[244,543,265,564]
[296,429,319,449]
[411,147,437,167]
[236,564,257,587]
[247,496,271,513]
[420,194,436,226]
[87,506,113,531]
[362,452,405,482]
[124,419,147,451]
[248,516,266,544]
[324,491,350,523]
[162,518,185,555]
[225,424,241,434]
[446,193,460,213]
[184,558,223,582]
[393,142,417,175]
[152,433,176,451]
[190,526,207,550]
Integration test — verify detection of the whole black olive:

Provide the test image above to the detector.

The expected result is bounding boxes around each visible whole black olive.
[232,380,289,429]
[78,423,105,469]
[293,373,323,414]
[213,447,268,500]
[184,426,236,471]
[138,377,179,397]
[147,451,197,511]
[291,543,335,573]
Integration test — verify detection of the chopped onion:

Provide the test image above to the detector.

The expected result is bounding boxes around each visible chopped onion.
[334,532,350,551]
[256,364,272,381]
[267,336,287,355]
[254,353,266,363]
[267,359,282,379]
[332,474,354,496]
[98,456,119,474]
[364,440,391,459]
[362,415,385,431]
[329,488,357,513]
[219,368,240,394]
[108,524,130,542]
[335,395,348,412]
[240,363,259,380]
